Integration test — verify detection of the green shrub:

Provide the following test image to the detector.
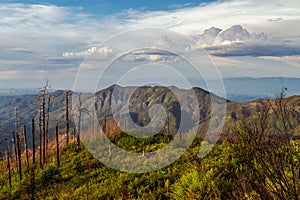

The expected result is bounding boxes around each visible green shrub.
[38,164,61,186]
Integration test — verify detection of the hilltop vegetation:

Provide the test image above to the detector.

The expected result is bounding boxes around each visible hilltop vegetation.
[1,123,299,199]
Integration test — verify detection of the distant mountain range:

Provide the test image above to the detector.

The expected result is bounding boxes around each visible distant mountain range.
[0,77,300,155]
[0,87,57,96]
[1,77,299,102]
[222,77,300,102]
[0,85,224,154]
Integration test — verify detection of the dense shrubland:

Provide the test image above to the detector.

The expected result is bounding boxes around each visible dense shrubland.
[0,88,300,199]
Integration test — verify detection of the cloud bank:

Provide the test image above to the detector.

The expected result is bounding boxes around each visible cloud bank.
[194,25,300,57]
[0,0,299,88]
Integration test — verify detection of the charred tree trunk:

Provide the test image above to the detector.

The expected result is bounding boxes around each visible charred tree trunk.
[77,113,81,150]
[16,132,22,181]
[32,118,35,164]
[30,167,35,200]
[14,105,19,167]
[30,118,36,199]
[56,124,60,168]
[42,91,46,164]
[14,106,19,142]
[30,119,36,200]
[6,146,11,188]
[11,130,18,169]
[38,106,43,169]
[46,94,51,157]
[23,125,29,171]
[65,91,70,146]
[41,79,49,165]
[77,93,82,150]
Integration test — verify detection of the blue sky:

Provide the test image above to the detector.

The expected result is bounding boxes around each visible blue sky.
[1,0,213,15]
[0,0,299,90]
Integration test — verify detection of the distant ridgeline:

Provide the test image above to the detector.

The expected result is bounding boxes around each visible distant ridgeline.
[223,77,300,102]
[0,81,300,155]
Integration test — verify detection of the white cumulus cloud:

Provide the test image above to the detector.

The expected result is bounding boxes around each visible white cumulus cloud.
[62,46,113,59]
[192,25,299,57]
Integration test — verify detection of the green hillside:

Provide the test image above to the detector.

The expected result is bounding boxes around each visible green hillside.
[0,86,300,199]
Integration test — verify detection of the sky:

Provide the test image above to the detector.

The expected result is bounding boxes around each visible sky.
[1,0,214,15]
[0,0,300,90]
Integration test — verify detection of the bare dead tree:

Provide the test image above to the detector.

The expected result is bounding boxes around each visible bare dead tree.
[32,118,35,164]
[16,132,22,181]
[13,104,19,165]
[41,86,46,163]
[14,104,19,141]
[56,124,60,168]
[39,79,50,165]
[65,91,70,146]
[23,125,29,171]
[11,130,18,169]
[39,79,49,166]
[46,94,51,156]
[30,119,36,200]
[76,93,82,150]
[30,166,35,200]
[38,105,43,168]
[6,146,11,188]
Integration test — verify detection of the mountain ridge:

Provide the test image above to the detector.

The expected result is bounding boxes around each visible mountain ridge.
[0,84,300,155]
